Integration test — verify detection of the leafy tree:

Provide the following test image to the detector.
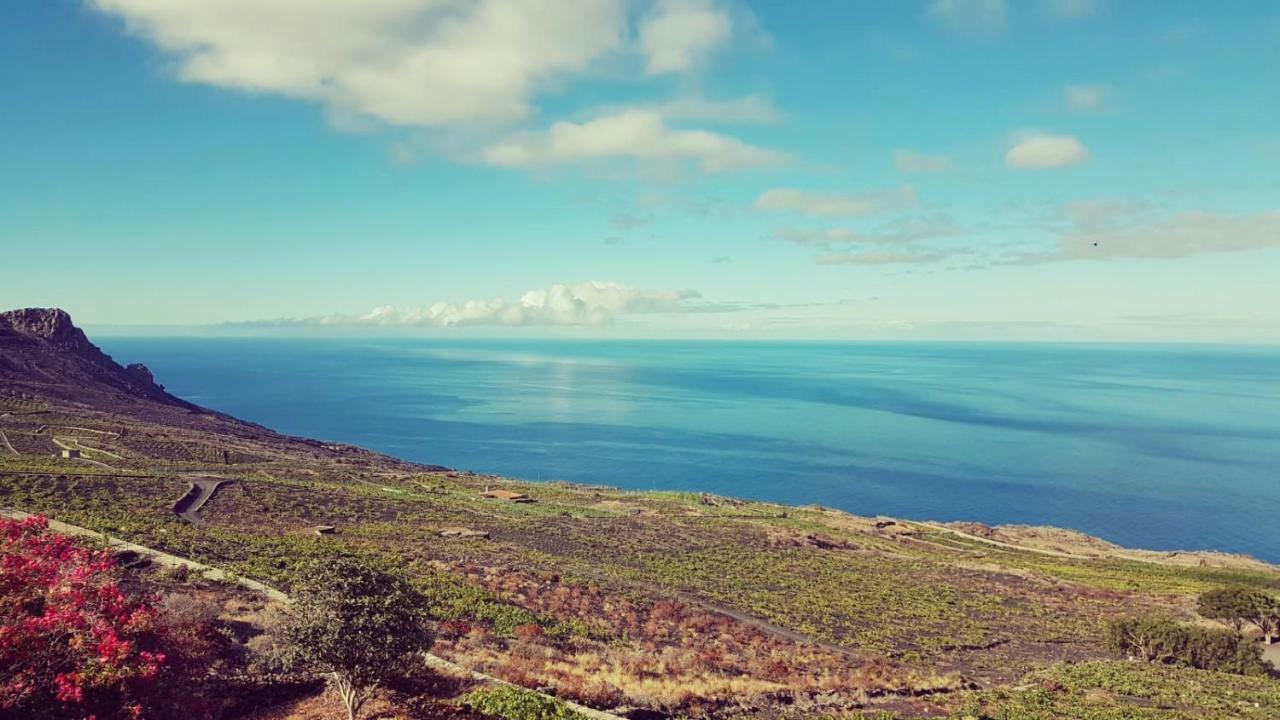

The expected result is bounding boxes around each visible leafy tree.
[1252,594,1280,645]
[282,556,433,720]
[0,515,166,719]
[1107,616,1189,665]
[1198,586,1259,632]
[1197,586,1280,644]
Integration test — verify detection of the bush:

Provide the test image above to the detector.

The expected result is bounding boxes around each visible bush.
[0,515,166,719]
[461,685,591,720]
[282,556,434,720]
[1107,616,1271,675]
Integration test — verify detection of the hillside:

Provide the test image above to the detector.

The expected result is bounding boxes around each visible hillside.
[2,308,1278,719]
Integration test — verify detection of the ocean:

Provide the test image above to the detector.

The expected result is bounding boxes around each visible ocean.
[96,338,1280,562]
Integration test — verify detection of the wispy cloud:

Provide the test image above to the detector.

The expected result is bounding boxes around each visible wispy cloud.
[589,94,781,124]
[928,0,1006,36]
[894,150,952,175]
[817,248,965,266]
[1005,133,1090,169]
[753,186,918,218]
[233,282,704,328]
[1041,0,1098,21]
[773,215,961,249]
[1010,206,1280,263]
[1064,84,1110,111]
[481,109,789,174]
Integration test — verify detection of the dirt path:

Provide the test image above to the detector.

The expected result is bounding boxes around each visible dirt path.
[1263,642,1280,668]
[914,521,1101,561]
[0,429,18,456]
[671,589,866,660]
[37,424,120,437]
[52,435,124,460]
[0,507,288,602]
[172,476,232,524]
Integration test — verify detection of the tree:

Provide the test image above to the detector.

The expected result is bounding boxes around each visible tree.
[1198,586,1280,645]
[1197,585,1279,641]
[1198,586,1259,632]
[0,514,166,719]
[1255,595,1280,645]
[282,556,433,720]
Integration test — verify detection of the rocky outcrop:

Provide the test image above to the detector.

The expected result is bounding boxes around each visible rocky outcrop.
[0,307,198,411]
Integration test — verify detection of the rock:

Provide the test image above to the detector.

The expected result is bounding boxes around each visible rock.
[125,363,155,385]
[0,307,202,411]
[0,308,79,340]
[438,528,489,539]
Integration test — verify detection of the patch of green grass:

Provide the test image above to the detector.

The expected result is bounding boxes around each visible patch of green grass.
[461,685,591,720]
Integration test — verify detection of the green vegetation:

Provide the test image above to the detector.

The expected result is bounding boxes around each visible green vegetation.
[4,407,1280,718]
[950,661,1280,719]
[1107,616,1270,675]
[1198,586,1280,643]
[282,557,434,720]
[461,685,591,720]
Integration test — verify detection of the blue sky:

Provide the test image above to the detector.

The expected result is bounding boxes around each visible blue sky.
[2,0,1278,341]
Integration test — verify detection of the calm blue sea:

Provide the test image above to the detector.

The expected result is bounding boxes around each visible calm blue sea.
[96,339,1280,562]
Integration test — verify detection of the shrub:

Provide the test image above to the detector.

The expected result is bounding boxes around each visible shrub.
[0,514,166,719]
[1107,616,1271,675]
[461,685,590,720]
[282,556,434,720]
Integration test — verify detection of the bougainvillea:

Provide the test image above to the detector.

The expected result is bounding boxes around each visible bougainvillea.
[1,515,165,718]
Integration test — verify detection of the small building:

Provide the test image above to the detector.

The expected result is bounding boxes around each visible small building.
[60,448,81,459]
[481,489,532,503]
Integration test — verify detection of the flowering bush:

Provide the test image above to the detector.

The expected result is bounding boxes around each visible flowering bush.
[1,515,165,718]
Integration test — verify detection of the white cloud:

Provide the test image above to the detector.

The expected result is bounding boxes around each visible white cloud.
[894,150,952,175]
[481,109,789,173]
[91,0,631,129]
[1005,133,1089,169]
[1064,84,1109,111]
[241,282,703,328]
[928,0,1006,35]
[753,186,918,218]
[639,0,732,74]
[1041,0,1097,20]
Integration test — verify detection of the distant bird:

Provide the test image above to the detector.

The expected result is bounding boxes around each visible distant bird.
[1092,242,1099,247]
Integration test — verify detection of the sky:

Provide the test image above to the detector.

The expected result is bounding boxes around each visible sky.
[1,0,1278,342]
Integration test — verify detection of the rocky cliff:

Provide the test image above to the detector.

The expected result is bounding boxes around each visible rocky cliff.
[0,307,199,410]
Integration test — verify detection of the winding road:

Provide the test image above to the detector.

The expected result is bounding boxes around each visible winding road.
[172,476,232,524]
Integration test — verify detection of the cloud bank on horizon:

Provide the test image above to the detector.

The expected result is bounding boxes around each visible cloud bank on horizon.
[234,282,704,328]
